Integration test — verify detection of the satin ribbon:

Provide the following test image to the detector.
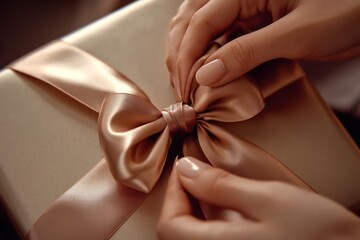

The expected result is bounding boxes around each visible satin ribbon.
[98,42,312,193]
[9,40,312,239]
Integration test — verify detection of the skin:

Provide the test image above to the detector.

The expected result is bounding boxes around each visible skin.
[161,0,360,238]
[167,0,360,87]
[157,157,360,240]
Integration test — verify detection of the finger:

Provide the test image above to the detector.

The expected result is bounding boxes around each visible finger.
[196,13,301,87]
[158,215,259,240]
[158,165,193,221]
[176,0,273,85]
[166,0,209,79]
[175,157,273,220]
[158,161,261,240]
[158,166,253,240]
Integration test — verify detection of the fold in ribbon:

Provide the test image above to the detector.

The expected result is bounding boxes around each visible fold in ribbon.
[98,42,312,193]
[9,40,312,239]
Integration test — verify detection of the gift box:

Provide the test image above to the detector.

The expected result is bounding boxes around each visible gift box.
[0,0,360,239]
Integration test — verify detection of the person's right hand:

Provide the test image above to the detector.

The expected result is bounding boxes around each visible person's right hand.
[167,0,360,87]
[157,157,360,240]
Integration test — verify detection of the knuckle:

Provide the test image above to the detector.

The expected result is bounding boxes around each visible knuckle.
[165,54,175,72]
[166,44,179,72]
[189,12,217,35]
[170,14,187,29]
[230,38,255,69]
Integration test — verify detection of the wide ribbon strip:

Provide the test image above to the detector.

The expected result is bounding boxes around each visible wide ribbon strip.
[10,40,312,239]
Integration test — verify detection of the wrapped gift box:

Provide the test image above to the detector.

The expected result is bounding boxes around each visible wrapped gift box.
[0,0,359,239]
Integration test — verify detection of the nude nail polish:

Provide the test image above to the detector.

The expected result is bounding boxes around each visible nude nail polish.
[176,157,200,178]
[196,59,225,86]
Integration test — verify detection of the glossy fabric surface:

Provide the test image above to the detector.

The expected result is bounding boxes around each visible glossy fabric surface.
[9,40,313,239]
[98,42,312,193]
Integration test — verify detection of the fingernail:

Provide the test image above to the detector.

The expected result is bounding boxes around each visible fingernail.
[196,59,225,86]
[176,157,201,178]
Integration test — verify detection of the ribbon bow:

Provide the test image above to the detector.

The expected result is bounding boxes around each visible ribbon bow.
[99,51,262,192]
[98,43,311,193]
[9,40,311,240]
[11,41,311,194]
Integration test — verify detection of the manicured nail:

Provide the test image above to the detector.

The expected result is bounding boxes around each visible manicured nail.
[176,157,201,178]
[196,59,225,86]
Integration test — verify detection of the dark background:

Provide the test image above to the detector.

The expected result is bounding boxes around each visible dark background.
[0,0,134,68]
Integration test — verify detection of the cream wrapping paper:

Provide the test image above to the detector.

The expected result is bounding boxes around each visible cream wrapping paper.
[0,0,360,239]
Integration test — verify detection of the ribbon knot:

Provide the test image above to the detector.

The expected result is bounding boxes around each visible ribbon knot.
[94,43,311,193]
[8,40,313,239]
[161,102,196,138]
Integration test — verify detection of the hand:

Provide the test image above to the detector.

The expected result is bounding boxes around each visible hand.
[157,157,360,240]
[167,0,360,87]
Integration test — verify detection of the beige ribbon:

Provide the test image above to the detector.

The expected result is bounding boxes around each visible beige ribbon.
[9,40,312,239]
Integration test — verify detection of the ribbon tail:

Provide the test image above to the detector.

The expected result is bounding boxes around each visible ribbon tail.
[9,40,148,113]
[28,159,147,240]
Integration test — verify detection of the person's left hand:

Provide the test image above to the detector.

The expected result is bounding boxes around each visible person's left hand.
[157,157,360,240]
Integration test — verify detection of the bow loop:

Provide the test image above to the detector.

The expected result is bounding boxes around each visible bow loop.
[98,40,306,193]
[98,93,172,193]
[8,39,313,240]
[192,76,264,122]
[193,122,311,187]
[96,38,312,194]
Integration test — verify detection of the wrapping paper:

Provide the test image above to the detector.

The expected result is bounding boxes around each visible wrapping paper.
[0,0,360,239]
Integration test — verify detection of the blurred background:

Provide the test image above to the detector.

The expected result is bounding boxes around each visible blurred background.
[0,0,134,68]
[0,0,359,238]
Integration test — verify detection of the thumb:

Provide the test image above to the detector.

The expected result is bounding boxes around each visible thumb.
[176,157,269,220]
[196,16,298,87]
